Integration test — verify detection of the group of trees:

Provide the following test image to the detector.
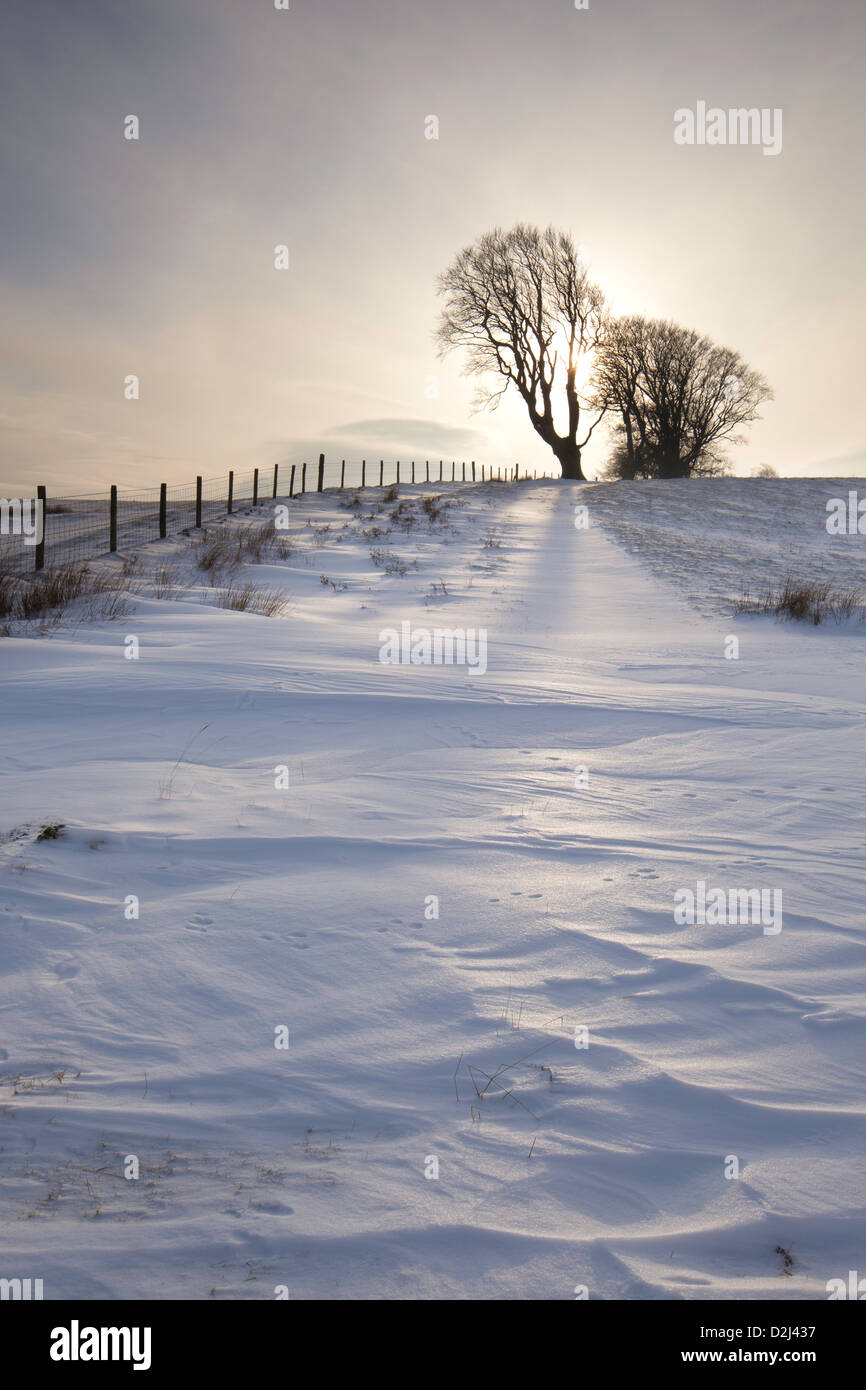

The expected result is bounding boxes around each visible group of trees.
[594,316,771,480]
[436,224,772,481]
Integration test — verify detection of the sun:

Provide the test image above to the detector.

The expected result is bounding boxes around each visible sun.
[573,346,597,392]
[551,327,597,392]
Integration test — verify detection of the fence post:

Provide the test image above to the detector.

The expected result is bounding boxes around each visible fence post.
[227,471,234,514]
[195,476,202,528]
[462,462,466,481]
[361,459,366,487]
[110,484,118,552]
[273,463,279,499]
[379,460,384,486]
[35,484,46,571]
[451,461,455,481]
[340,459,345,488]
[411,461,415,483]
[317,453,325,492]
[396,460,400,485]
[471,461,475,481]
[301,463,307,494]
[253,468,259,506]
[439,460,443,481]
[289,464,296,498]
[159,483,167,538]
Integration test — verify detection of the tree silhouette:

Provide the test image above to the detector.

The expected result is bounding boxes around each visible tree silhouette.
[436,224,605,480]
[593,316,772,478]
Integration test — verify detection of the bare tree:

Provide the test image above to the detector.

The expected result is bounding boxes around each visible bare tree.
[593,316,772,478]
[435,225,606,479]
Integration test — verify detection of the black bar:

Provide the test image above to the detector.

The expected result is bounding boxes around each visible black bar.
[9,1299,859,1374]
[35,484,46,571]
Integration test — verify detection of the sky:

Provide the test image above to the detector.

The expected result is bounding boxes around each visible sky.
[0,0,864,494]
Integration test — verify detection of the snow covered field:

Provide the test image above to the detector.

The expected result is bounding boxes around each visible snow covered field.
[587,476,866,620]
[1,478,865,1300]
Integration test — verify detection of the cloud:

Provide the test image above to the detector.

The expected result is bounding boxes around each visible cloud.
[278,418,491,466]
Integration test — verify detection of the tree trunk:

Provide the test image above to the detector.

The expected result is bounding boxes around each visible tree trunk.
[558,442,585,480]
[623,412,635,474]
[527,407,586,480]
[657,443,686,479]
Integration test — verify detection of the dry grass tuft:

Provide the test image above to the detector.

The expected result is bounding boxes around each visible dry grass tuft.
[214,581,288,616]
[0,563,132,626]
[736,577,863,625]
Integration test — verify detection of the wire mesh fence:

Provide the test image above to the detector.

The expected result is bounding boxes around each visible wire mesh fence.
[0,457,551,575]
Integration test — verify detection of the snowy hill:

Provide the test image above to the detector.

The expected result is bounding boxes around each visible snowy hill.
[1,478,865,1300]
